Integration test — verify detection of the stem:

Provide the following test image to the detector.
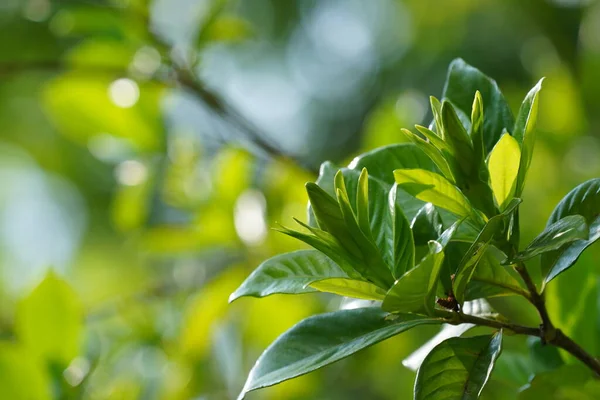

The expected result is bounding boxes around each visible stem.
[437,309,541,337]
[514,262,556,342]
[552,330,600,375]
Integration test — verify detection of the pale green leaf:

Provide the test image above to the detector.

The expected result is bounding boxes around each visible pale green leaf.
[394,169,475,219]
[16,271,83,366]
[488,133,521,210]
[308,278,386,301]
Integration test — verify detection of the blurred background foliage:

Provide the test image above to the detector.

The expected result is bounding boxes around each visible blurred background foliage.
[1,0,600,399]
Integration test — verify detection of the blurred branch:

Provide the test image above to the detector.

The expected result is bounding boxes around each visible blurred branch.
[0,58,319,174]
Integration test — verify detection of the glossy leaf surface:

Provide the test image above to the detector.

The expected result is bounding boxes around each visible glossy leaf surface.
[414,331,503,400]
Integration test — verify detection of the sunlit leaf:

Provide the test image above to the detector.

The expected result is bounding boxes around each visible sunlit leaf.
[16,271,83,367]
[441,100,474,177]
[400,129,455,181]
[394,169,476,220]
[238,308,441,399]
[308,278,386,301]
[229,250,350,302]
[414,331,503,400]
[513,215,588,262]
[382,241,444,315]
[0,342,51,400]
[488,133,521,210]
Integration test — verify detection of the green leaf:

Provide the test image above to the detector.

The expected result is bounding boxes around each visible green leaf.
[513,215,589,262]
[16,271,83,366]
[0,343,51,400]
[347,143,439,186]
[470,91,486,174]
[514,79,544,196]
[453,199,521,304]
[541,178,600,284]
[276,223,362,280]
[306,182,350,246]
[442,58,514,154]
[411,203,443,246]
[308,278,386,301]
[415,125,449,153]
[519,364,597,400]
[382,241,445,315]
[238,308,441,399]
[527,336,563,374]
[335,173,393,288]
[441,100,474,177]
[400,128,455,181]
[394,169,475,220]
[487,133,521,210]
[229,250,350,302]
[465,246,525,301]
[415,331,503,400]
[387,185,416,278]
[356,168,371,234]
[308,161,339,226]
[430,96,445,136]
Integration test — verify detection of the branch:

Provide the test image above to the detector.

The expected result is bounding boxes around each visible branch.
[0,59,319,174]
[437,309,541,337]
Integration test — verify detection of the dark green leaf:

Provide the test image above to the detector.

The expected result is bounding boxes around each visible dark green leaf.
[348,143,439,185]
[383,241,444,315]
[541,178,600,284]
[387,185,416,278]
[229,250,349,302]
[513,215,588,262]
[442,58,514,154]
[465,246,525,301]
[238,308,441,399]
[441,100,474,177]
[411,203,444,246]
[414,331,503,400]
[519,364,597,400]
[527,336,563,374]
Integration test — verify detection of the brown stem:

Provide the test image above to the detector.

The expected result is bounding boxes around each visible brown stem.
[551,330,600,375]
[514,262,557,342]
[436,309,541,337]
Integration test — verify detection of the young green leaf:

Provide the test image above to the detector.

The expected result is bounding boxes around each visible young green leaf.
[382,241,445,315]
[356,168,371,235]
[16,271,83,367]
[400,128,455,181]
[488,132,521,210]
[514,79,544,197]
[308,278,386,301]
[306,182,351,246]
[348,143,439,185]
[229,250,351,302]
[387,185,416,279]
[442,58,514,153]
[513,215,589,262]
[471,91,486,171]
[238,308,441,399]
[275,224,362,280]
[541,178,600,284]
[430,96,444,136]
[441,100,474,177]
[415,125,449,153]
[394,169,475,220]
[414,331,503,400]
[308,161,340,226]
